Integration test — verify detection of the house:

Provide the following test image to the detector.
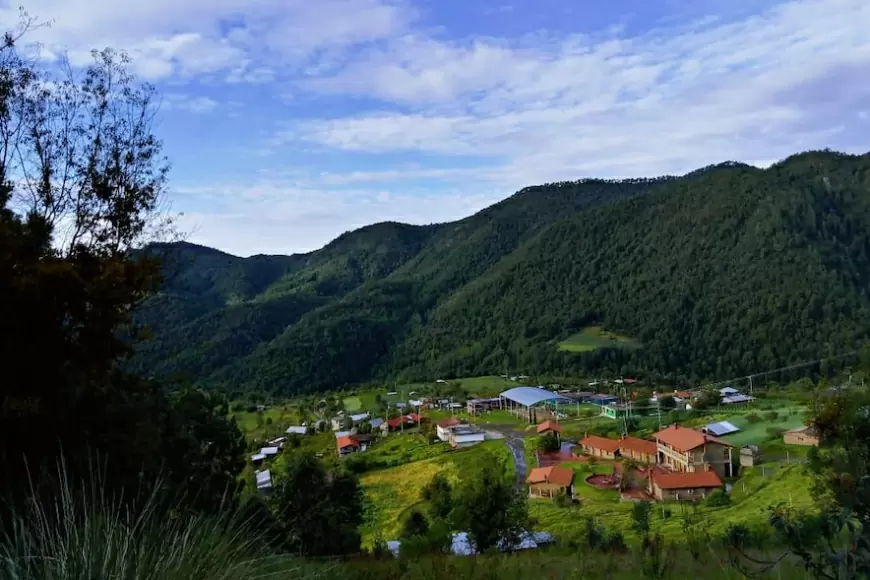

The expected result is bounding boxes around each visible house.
[467,397,501,415]
[719,387,739,396]
[740,445,762,467]
[255,469,272,491]
[783,425,820,446]
[260,446,279,457]
[648,469,723,500]
[579,434,620,459]
[382,413,421,432]
[269,436,287,446]
[588,393,618,406]
[437,417,462,441]
[285,426,307,436]
[653,425,735,478]
[526,465,574,498]
[350,413,370,424]
[395,402,407,410]
[370,418,385,430]
[617,436,658,463]
[536,420,563,436]
[722,394,755,404]
[410,400,423,408]
[563,391,595,402]
[250,452,266,463]
[704,421,740,437]
[448,425,486,448]
[337,435,366,457]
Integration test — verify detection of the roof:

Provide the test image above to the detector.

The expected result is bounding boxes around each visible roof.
[350,413,370,422]
[334,430,352,438]
[255,470,272,489]
[260,447,279,455]
[536,420,563,434]
[618,436,657,456]
[722,394,755,404]
[580,435,620,453]
[705,421,740,436]
[500,386,569,407]
[525,465,574,487]
[370,418,385,428]
[336,435,360,449]
[786,425,818,435]
[285,426,307,435]
[250,453,266,462]
[652,470,722,490]
[589,393,617,400]
[386,413,421,429]
[719,387,739,395]
[438,417,461,428]
[653,425,733,451]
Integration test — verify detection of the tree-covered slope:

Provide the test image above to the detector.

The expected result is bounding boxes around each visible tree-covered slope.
[132,150,870,394]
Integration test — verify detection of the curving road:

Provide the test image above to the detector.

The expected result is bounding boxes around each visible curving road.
[505,437,528,488]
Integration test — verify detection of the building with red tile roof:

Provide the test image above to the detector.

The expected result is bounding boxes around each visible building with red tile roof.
[617,436,657,463]
[653,425,734,478]
[526,466,575,498]
[336,435,361,457]
[536,420,563,435]
[648,469,723,500]
[579,435,620,458]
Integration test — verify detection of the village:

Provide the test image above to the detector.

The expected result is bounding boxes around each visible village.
[238,375,821,549]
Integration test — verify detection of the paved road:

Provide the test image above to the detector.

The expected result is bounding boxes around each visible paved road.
[505,437,527,488]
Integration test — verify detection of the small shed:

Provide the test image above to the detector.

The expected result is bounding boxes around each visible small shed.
[740,444,761,467]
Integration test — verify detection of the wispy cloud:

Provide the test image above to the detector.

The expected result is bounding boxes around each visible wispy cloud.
[289,0,870,187]
[2,0,869,255]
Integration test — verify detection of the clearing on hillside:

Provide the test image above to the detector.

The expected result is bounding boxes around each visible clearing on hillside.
[557,326,640,353]
[343,396,363,412]
[718,408,807,447]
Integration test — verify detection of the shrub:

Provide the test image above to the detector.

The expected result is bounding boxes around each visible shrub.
[764,411,779,422]
[746,413,762,424]
[705,489,731,507]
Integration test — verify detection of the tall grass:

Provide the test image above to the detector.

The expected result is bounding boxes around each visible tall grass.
[0,463,297,580]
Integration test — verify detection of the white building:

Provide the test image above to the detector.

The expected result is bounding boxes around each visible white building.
[256,470,272,491]
[449,426,486,448]
[285,426,307,435]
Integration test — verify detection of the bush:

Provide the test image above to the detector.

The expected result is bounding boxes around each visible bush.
[746,413,762,424]
[705,489,731,507]
[764,411,779,422]
[766,427,787,439]
[537,433,560,453]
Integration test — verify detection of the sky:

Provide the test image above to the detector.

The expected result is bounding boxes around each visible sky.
[1,0,868,256]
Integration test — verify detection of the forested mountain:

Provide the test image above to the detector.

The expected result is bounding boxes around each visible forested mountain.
[130,150,870,394]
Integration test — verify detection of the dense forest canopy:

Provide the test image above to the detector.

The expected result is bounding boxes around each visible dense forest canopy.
[130,150,870,395]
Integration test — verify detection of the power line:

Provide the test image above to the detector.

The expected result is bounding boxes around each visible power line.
[696,348,862,391]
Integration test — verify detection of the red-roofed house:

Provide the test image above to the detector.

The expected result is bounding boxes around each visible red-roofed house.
[648,469,723,500]
[436,417,462,441]
[653,425,734,478]
[536,420,563,435]
[337,435,364,457]
[526,465,575,498]
[383,413,422,432]
[617,436,658,463]
[579,435,620,459]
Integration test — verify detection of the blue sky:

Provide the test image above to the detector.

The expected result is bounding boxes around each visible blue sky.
[2,0,868,256]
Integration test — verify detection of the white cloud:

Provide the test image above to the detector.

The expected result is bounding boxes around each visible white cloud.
[161,94,219,114]
[289,0,870,188]
[0,0,412,81]
[172,181,502,256]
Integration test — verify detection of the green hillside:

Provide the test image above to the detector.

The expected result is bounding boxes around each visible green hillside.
[131,150,870,394]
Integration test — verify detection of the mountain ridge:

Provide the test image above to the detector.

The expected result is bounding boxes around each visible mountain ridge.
[131,149,870,394]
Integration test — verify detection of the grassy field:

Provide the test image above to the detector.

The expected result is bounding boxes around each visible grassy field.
[359,440,513,546]
[531,461,814,544]
[557,326,640,353]
[719,409,806,447]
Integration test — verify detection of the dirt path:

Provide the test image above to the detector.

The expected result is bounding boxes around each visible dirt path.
[505,437,527,488]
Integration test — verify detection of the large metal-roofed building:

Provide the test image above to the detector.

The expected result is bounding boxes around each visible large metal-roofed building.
[499,386,571,423]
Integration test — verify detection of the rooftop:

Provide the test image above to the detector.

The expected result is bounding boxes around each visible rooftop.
[336,435,360,449]
[653,425,733,452]
[536,420,563,434]
[580,434,620,453]
[652,470,723,490]
[437,417,461,428]
[500,386,570,407]
[705,421,740,436]
[526,465,574,487]
[618,435,657,456]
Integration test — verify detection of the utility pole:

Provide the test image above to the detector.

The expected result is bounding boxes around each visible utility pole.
[749,375,754,396]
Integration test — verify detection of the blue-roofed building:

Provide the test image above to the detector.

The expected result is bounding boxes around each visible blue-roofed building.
[705,421,740,436]
[370,418,385,429]
[499,386,571,423]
